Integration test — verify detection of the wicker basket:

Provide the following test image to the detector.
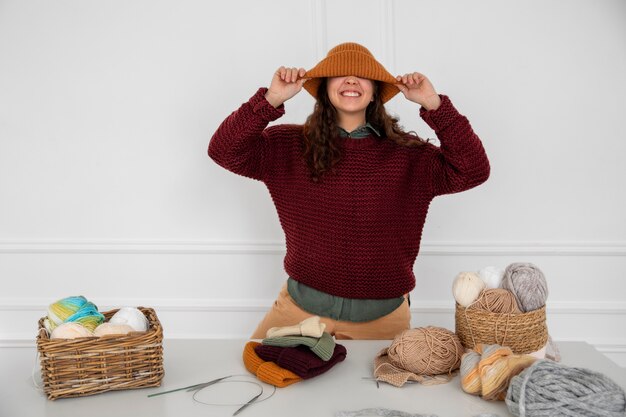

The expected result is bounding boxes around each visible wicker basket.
[36,307,164,400]
[454,303,548,354]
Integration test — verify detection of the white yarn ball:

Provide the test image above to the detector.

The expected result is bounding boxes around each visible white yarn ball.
[109,307,149,331]
[452,272,485,307]
[479,266,505,289]
[94,322,134,337]
[50,322,94,339]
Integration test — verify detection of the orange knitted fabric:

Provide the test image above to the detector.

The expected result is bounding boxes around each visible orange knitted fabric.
[242,342,302,388]
[303,42,400,103]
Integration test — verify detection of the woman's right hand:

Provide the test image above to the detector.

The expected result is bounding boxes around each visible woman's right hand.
[264,66,308,108]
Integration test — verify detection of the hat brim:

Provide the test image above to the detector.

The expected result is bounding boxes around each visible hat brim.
[303,50,400,104]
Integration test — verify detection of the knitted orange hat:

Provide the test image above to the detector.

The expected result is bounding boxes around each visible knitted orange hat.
[242,341,302,388]
[303,42,400,104]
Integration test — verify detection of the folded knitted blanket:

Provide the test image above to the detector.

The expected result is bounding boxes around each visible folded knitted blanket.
[262,331,335,361]
[254,343,346,379]
[242,341,302,387]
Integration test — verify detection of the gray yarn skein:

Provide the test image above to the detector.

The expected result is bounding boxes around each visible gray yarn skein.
[334,409,500,417]
[505,360,626,417]
[501,263,548,312]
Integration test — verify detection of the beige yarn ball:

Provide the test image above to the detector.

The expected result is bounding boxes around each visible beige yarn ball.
[387,326,464,376]
[94,322,134,337]
[50,322,94,339]
[453,271,485,307]
[468,288,522,313]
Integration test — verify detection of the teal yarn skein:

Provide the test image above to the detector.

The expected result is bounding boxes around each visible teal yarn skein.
[46,295,104,332]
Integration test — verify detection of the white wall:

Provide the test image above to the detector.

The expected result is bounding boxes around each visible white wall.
[1,0,625,366]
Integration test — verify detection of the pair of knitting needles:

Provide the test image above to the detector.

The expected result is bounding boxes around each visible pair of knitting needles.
[361,377,423,388]
[362,376,380,388]
[148,375,261,416]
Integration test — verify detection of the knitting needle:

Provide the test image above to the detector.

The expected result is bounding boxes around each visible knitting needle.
[232,390,263,416]
[186,375,231,392]
[147,382,207,397]
[148,376,231,398]
[361,377,380,388]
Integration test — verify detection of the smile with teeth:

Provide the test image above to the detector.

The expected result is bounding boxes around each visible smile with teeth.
[341,91,361,97]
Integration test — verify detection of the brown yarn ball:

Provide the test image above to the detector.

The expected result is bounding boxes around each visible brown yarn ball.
[468,288,521,313]
[387,326,464,376]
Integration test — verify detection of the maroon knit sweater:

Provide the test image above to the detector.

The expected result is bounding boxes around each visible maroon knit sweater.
[209,88,490,299]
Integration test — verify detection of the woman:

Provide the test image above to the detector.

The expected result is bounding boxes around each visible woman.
[209,42,490,340]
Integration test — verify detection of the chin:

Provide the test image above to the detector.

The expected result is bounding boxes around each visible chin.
[336,103,369,113]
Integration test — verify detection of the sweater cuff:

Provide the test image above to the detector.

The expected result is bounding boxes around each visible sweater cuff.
[419,94,461,132]
[249,87,286,120]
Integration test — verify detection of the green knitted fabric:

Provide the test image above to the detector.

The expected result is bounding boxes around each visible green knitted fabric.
[262,332,335,361]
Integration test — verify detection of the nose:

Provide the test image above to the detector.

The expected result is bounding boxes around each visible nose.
[345,76,358,85]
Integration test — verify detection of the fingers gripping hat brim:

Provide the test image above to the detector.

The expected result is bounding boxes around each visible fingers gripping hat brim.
[303,49,400,104]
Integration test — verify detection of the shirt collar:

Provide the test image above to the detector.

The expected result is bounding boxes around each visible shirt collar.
[337,122,381,139]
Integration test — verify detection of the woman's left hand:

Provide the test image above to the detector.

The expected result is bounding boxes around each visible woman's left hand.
[395,72,441,111]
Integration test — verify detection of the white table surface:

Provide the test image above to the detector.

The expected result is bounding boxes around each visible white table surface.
[1,340,624,417]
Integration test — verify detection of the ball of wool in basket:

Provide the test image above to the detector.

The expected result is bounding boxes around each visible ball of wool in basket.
[453,272,485,307]
[387,327,463,376]
[47,296,105,332]
[468,289,521,314]
[50,322,94,339]
[501,263,548,312]
[478,266,504,289]
[506,359,626,417]
[94,322,134,337]
[109,307,149,331]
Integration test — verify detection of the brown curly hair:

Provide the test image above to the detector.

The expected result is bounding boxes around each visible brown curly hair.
[302,79,428,182]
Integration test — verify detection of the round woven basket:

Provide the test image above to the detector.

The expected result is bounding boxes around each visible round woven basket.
[454,303,548,354]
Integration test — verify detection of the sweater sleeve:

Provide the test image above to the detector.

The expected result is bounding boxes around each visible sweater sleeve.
[419,94,490,197]
[208,87,285,182]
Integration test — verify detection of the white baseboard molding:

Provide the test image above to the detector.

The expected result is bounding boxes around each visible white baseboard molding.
[3,298,625,367]
[0,239,625,256]
[2,297,624,313]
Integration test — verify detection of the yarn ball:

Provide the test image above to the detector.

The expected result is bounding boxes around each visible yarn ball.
[506,359,626,417]
[47,295,105,332]
[461,344,536,401]
[460,350,482,395]
[387,326,463,376]
[501,263,548,312]
[50,322,94,339]
[479,346,536,401]
[94,322,135,337]
[468,289,521,314]
[453,272,486,307]
[109,307,149,331]
[478,266,505,289]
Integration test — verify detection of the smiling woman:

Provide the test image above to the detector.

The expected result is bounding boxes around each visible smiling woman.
[326,76,375,128]
[208,42,490,340]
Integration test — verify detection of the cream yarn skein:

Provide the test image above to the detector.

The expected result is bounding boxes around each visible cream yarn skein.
[109,307,149,331]
[94,323,134,337]
[50,322,94,339]
[453,272,485,307]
